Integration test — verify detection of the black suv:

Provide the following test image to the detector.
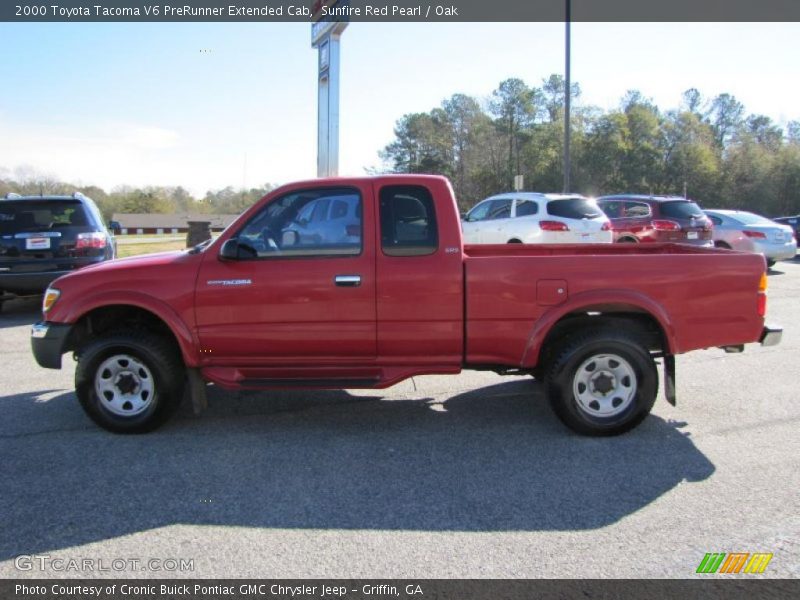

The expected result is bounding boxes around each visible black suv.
[0,192,115,311]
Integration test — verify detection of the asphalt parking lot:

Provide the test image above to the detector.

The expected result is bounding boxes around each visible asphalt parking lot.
[1,260,799,579]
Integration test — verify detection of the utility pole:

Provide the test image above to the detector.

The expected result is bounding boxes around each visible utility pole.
[563,0,571,193]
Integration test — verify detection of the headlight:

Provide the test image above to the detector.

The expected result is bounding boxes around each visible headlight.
[42,288,61,313]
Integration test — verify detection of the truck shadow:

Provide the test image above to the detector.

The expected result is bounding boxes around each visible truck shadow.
[0,380,714,559]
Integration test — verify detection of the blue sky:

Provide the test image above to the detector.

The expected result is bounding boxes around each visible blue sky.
[0,22,798,195]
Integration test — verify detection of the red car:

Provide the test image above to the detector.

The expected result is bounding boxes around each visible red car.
[597,195,714,246]
[31,175,778,436]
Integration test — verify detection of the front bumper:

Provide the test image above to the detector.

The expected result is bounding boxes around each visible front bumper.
[760,325,783,347]
[31,322,73,369]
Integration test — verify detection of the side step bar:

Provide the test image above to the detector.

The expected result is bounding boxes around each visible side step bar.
[239,377,381,388]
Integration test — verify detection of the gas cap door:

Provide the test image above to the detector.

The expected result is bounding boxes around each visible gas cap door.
[537,279,568,306]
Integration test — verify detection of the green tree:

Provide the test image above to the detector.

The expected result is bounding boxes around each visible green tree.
[489,78,538,185]
[707,93,745,148]
[662,110,720,202]
[380,111,452,176]
[540,73,581,122]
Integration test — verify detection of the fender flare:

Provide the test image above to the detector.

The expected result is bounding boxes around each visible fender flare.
[521,289,677,367]
[63,291,200,367]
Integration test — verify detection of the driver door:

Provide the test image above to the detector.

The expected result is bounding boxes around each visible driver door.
[194,183,376,366]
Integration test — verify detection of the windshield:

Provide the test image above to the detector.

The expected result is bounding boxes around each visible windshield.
[660,201,704,219]
[189,237,214,254]
[0,200,89,235]
[728,212,775,226]
[547,198,603,219]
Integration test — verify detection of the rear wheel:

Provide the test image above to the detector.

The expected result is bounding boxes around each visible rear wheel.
[544,329,658,436]
[75,331,185,433]
[507,239,522,244]
[766,259,776,268]
[714,241,731,249]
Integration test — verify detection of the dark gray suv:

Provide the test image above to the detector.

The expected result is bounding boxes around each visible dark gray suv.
[0,192,115,311]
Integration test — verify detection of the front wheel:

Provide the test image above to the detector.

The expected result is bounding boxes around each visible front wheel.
[544,329,658,436]
[75,331,185,433]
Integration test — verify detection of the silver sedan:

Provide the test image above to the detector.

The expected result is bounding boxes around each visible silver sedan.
[704,209,797,267]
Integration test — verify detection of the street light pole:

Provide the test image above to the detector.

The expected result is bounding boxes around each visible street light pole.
[563,0,571,193]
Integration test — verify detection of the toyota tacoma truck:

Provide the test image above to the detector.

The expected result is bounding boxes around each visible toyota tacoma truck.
[30,175,781,436]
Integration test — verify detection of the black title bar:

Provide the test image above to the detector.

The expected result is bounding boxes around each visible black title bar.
[3,0,800,22]
[4,580,800,600]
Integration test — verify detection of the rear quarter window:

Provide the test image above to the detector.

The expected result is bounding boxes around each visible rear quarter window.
[624,201,651,217]
[514,199,538,217]
[379,185,438,257]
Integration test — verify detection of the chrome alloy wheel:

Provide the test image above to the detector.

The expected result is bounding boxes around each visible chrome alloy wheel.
[572,353,637,418]
[94,354,155,417]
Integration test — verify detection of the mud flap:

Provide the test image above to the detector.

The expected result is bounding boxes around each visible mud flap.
[187,368,208,415]
[663,354,676,406]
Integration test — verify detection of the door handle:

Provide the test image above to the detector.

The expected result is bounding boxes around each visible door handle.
[334,274,361,287]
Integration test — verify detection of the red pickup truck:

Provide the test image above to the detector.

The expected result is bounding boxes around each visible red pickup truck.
[31,175,781,436]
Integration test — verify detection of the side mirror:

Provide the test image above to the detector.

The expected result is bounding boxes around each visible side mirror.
[219,238,241,260]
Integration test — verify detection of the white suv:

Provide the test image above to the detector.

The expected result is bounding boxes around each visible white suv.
[461,193,613,244]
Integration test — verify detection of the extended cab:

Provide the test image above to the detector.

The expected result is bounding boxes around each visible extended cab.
[31,175,781,435]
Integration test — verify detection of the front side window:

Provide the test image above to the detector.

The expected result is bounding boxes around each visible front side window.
[466,200,492,222]
[236,187,361,258]
[379,185,438,257]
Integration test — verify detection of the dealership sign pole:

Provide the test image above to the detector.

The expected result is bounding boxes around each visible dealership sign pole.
[312,1,348,177]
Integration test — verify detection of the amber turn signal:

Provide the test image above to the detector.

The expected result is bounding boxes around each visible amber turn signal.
[42,288,61,313]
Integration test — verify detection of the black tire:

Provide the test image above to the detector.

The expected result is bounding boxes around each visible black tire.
[714,241,731,250]
[617,237,638,243]
[544,329,658,436]
[766,259,776,268]
[75,331,185,433]
[508,239,523,244]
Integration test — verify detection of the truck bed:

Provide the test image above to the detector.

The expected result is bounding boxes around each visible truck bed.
[463,243,767,366]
